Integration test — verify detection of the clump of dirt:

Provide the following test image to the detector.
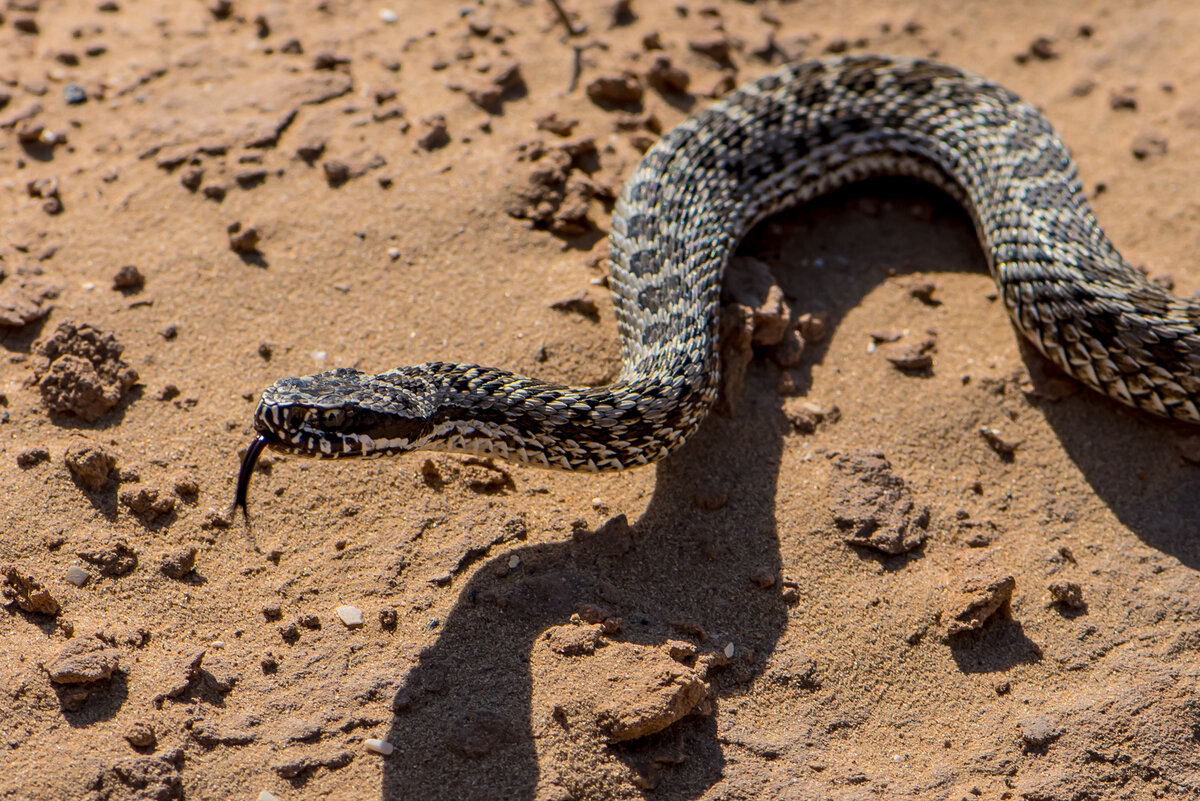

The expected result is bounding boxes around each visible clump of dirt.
[32,321,138,421]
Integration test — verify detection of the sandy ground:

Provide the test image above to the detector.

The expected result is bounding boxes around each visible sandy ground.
[3,1,1200,799]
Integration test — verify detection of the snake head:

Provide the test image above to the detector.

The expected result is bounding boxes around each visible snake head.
[250,366,442,458]
[236,366,443,518]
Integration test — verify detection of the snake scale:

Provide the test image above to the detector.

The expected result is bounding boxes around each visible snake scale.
[236,55,1200,512]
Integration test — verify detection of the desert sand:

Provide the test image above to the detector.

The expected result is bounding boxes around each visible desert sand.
[2,1,1200,799]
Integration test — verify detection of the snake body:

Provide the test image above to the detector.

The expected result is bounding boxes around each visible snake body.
[237,55,1200,511]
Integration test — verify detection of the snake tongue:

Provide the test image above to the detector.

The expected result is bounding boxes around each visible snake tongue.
[234,434,269,521]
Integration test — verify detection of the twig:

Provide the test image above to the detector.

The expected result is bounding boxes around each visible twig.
[546,0,580,37]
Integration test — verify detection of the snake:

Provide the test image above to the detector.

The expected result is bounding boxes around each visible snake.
[235,55,1200,514]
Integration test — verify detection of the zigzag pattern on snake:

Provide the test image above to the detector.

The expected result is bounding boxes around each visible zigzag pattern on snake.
[236,55,1200,512]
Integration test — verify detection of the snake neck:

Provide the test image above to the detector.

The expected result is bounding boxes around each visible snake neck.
[412,362,715,470]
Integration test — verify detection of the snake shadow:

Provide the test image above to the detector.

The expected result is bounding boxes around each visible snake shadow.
[380,373,788,800]
[752,177,1200,568]
[378,177,1199,799]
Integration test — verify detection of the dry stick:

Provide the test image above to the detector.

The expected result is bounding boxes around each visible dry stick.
[546,0,580,37]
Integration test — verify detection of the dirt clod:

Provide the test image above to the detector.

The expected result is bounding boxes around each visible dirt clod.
[585,72,644,108]
[77,536,138,577]
[45,637,120,684]
[1048,580,1085,609]
[64,442,117,489]
[944,571,1015,637]
[159,546,197,579]
[227,222,260,253]
[828,450,929,554]
[33,321,139,422]
[2,564,61,615]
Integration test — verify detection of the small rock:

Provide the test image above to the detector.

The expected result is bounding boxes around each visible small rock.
[16,447,50,468]
[1023,35,1057,61]
[63,83,87,105]
[1048,581,1085,609]
[34,321,139,422]
[416,114,450,150]
[271,749,353,778]
[944,571,1015,637]
[64,443,116,489]
[45,637,120,684]
[180,166,204,191]
[364,738,394,755]
[77,536,137,577]
[783,398,839,434]
[543,623,603,656]
[159,546,197,579]
[592,642,710,742]
[227,222,260,253]
[645,56,690,94]
[535,111,578,136]
[111,265,144,292]
[585,72,644,107]
[829,450,929,554]
[797,311,828,343]
[979,427,1021,459]
[125,721,156,748]
[64,565,90,587]
[322,159,350,185]
[878,336,936,371]
[1018,715,1063,749]
[379,608,398,630]
[313,50,349,70]
[119,486,176,520]
[688,33,731,62]
[335,605,364,628]
[2,564,61,615]
[153,648,206,705]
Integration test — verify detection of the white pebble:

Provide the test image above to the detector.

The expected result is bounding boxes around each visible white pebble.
[258,792,282,801]
[507,555,520,569]
[379,8,397,23]
[387,247,401,260]
[336,605,364,628]
[724,642,735,659]
[64,565,90,586]
[591,497,603,508]
[82,282,95,291]
[365,738,394,755]
[311,349,327,362]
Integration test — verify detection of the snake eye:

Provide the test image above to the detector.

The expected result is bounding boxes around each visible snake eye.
[322,408,346,428]
[287,407,307,428]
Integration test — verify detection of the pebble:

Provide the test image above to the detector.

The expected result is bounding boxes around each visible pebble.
[335,605,363,628]
[1048,580,1085,609]
[723,642,735,658]
[124,721,155,748]
[379,9,397,24]
[65,565,90,586]
[112,264,144,291]
[257,792,282,801]
[227,222,260,253]
[63,83,87,105]
[507,555,520,569]
[364,738,394,755]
